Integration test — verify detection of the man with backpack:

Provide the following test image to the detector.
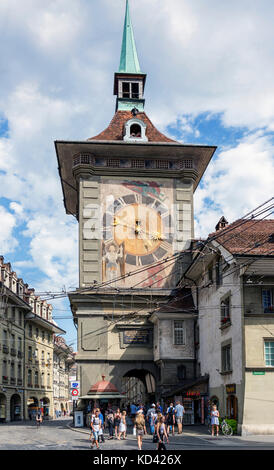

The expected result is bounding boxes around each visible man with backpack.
[146,403,157,435]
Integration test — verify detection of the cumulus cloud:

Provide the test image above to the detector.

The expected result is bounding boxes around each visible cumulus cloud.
[0,205,18,253]
[194,131,274,237]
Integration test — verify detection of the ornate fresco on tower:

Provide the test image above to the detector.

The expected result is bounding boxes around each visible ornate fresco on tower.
[101,179,175,289]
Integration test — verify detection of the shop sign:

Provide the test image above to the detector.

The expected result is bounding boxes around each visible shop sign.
[186,391,200,397]
[226,384,236,394]
[252,371,265,375]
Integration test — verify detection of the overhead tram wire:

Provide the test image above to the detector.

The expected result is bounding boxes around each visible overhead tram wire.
[32,197,274,302]
[36,198,274,301]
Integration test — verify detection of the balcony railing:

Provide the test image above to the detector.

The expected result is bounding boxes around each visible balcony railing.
[3,345,9,354]
[2,376,8,383]
[10,377,16,385]
[10,348,17,356]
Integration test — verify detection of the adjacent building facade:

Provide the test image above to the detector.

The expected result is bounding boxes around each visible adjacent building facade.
[183,218,274,434]
[0,256,66,422]
[53,335,75,416]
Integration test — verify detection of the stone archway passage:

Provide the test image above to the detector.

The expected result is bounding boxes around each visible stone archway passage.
[27,397,39,420]
[41,397,50,417]
[122,369,156,406]
[10,394,21,422]
[0,393,7,422]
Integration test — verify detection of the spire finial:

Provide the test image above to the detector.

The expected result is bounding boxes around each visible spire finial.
[119,0,141,74]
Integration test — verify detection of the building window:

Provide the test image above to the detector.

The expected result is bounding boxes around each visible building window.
[122,81,140,99]
[35,371,39,386]
[28,346,32,361]
[41,372,45,386]
[177,365,186,380]
[216,256,223,287]
[227,395,238,419]
[174,321,184,345]
[18,311,22,326]
[130,123,141,137]
[42,331,45,342]
[222,344,232,372]
[18,336,22,352]
[28,369,32,385]
[36,328,39,338]
[262,290,274,313]
[28,324,32,338]
[18,363,22,379]
[207,264,213,284]
[221,297,231,325]
[47,374,50,387]
[47,333,51,343]
[265,341,274,367]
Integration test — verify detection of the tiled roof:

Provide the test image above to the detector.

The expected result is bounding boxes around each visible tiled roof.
[88,111,176,143]
[209,219,274,256]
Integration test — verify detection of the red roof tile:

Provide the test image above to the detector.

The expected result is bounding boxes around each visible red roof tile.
[209,219,274,256]
[88,111,177,143]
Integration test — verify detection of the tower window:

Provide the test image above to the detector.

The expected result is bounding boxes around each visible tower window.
[122,82,130,98]
[122,82,140,99]
[130,124,141,138]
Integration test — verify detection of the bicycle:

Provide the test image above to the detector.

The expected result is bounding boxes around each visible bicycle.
[208,418,233,436]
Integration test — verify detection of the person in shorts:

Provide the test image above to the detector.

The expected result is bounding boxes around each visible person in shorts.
[175,401,185,434]
[135,409,147,450]
[90,409,102,449]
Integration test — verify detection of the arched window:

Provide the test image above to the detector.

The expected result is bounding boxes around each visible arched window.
[130,124,142,138]
[124,118,148,142]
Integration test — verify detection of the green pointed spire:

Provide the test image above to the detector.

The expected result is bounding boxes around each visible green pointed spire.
[119,0,141,74]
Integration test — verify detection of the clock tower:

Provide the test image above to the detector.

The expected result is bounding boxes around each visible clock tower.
[55,0,216,403]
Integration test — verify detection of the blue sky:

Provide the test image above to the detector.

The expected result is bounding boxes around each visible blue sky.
[0,0,274,348]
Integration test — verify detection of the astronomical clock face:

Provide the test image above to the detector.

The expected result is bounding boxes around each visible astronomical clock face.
[101,179,174,289]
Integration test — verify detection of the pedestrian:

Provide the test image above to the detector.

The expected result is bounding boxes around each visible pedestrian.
[210,404,220,437]
[118,411,127,440]
[156,402,163,414]
[175,400,185,434]
[106,408,114,439]
[166,403,175,436]
[114,408,121,439]
[130,402,137,425]
[36,412,43,429]
[135,409,147,450]
[98,409,105,443]
[155,416,169,451]
[90,409,102,450]
[146,403,157,435]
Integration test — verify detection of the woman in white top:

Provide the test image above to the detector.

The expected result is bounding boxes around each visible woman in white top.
[118,411,127,440]
[90,409,102,449]
[210,405,220,437]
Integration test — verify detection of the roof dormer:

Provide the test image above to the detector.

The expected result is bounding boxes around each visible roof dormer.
[123,117,148,142]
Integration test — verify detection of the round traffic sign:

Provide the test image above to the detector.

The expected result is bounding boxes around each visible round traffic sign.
[72,389,79,396]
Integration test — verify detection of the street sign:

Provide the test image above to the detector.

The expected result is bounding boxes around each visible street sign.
[252,371,265,375]
[72,389,79,397]
[71,381,80,389]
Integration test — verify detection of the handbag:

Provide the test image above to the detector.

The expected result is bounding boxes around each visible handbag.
[133,426,136,436]
[153,433,158,443]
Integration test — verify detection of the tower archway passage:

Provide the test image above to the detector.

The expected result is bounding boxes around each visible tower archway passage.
[122,369,156,406]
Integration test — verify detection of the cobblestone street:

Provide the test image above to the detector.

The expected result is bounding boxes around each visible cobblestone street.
[1,418,274,451]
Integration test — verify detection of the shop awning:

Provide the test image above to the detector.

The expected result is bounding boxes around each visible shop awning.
[79,394,125,399]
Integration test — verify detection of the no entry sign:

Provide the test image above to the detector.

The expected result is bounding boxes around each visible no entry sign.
[72,389,79,397]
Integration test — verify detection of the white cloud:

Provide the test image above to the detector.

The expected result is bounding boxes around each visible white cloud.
[0,205,18,253]
[194,131,274,237]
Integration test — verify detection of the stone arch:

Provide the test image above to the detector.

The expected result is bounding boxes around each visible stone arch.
[121,368,156,406]
[10,394,21,421]
[0,393,7,422]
